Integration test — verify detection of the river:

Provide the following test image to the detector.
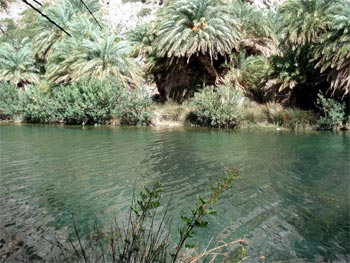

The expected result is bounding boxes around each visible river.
[0,125,349,262]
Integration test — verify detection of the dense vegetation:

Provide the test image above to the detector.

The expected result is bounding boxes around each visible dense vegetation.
[0,0,349,129]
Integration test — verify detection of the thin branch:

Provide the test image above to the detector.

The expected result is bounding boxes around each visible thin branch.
[31,0,42,6]
[72,217,88,263]
[20,0,72,37]
[189,240,249,263]
[80,0,103,30]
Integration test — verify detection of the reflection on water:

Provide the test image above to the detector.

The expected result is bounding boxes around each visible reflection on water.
[0,125,349,262]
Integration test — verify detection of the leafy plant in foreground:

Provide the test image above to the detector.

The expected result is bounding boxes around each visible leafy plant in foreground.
[52,170,246,262]
[171,172,238,262]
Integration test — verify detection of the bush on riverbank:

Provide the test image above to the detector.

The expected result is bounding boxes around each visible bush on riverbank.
[0,82,21,120]
[117,86,154,125]
[0,80,154,125]
[188,85,318,130]
[22,87,59,123]
[22,80,121,124]
[316,92,347,130]
[1,80,343,131]
[189,85,242,128]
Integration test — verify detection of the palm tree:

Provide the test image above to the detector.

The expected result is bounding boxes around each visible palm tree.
[127,23,156,59]
[148,0,241,101]
[277,0,329,48]
[154,0,240,59]
[313,0,350,97]
[0,37,39,88]
[218,1,278,102]
[231,1,278,57]
[66,14,101,41]
[264,0,333,106]
[32,0,101,60]
[270,0,349,104]
[32,0,75,60]
[46,20,142,87]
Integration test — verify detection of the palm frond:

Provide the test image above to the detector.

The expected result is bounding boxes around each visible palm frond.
[154,0,241,59]
[231,1,278,56]
[32,0,75,60]
[313,0,350,96]
[0,37,39,87]
[32,0,102,60]
[46,23,142,87]
[277,0,329,47]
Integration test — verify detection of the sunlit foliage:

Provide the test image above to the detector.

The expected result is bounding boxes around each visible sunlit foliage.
[0,37,39,87]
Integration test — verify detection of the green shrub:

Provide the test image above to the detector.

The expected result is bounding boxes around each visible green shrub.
[52,80,122,125]
[0,82,21,120]
[190,85,242,128]
[316,92,346,130]
[116,86,154,125]
[22,87,60,123]
[21,79,123,124]
[19,80,154,125]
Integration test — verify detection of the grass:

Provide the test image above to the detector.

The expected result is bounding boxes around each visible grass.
[152,101,192,126]
[238,100,317,131]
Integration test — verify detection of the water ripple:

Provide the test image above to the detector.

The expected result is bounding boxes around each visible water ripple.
[0,125,349,262]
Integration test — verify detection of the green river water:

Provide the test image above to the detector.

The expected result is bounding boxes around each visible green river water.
[0,125,349,262]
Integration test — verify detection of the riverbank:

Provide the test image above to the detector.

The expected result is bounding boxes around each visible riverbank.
[3,99,349,132]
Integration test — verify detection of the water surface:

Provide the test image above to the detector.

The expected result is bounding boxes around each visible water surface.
[0,125,349,262]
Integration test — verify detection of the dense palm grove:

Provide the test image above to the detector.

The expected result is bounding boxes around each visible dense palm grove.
[0,0,349,129]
